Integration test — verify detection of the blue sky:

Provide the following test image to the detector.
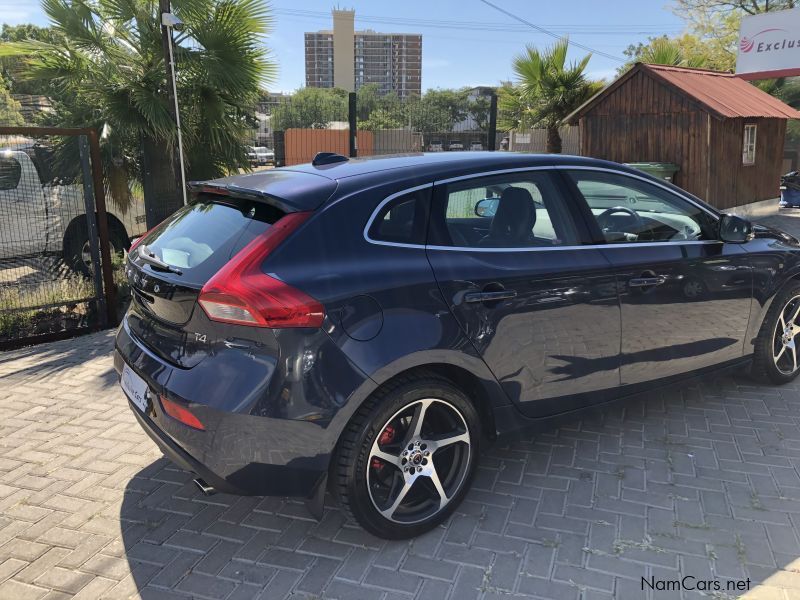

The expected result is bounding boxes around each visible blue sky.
[2,0,687,92]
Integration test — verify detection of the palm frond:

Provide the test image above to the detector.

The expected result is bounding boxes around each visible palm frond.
[508,38,598,140]
[23,0,276,182]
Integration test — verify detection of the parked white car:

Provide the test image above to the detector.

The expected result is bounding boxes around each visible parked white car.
[247,146,274,166]
[0,146,147,273]
[427,140,444,152]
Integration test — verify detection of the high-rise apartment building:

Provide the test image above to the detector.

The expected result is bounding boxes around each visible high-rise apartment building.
[304,9,422,98]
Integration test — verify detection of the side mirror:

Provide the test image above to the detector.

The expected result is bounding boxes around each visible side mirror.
[719,213,754,243]
[475,197,499,218]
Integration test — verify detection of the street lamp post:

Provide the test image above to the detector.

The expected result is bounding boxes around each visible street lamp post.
[159,1,188,206]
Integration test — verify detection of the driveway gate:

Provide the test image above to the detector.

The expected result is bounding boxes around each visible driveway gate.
[0,126,116,349]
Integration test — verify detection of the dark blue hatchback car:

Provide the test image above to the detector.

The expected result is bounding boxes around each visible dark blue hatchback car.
[116,152,800,538]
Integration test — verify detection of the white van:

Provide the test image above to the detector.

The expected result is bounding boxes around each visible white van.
[0,144,148,273]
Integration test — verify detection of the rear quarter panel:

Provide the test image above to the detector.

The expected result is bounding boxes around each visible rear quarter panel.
[265,176,512,436]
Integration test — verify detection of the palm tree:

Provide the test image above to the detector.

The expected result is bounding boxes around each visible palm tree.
[510,39,602,153]
[637,37,708,68]
[1,0,274,222]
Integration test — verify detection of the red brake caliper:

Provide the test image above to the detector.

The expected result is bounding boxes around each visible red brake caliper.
[371,424,396,471]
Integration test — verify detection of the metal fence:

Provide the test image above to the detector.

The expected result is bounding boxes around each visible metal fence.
[0,126,120,349]
[507,126,581,155]
[249,91,501,167]
[245,91,588,170]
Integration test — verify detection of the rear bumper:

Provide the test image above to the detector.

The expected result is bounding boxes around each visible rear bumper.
[116,347,330,497]
[128,397,245,495]
[114,314,371,498]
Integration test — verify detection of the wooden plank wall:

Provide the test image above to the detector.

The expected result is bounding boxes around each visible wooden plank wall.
[581,112,709,201]
[710,117,785,210]
[579,69,785,209]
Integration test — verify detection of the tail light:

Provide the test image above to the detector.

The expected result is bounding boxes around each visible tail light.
[198,211,324,328]
[159,395,205,430]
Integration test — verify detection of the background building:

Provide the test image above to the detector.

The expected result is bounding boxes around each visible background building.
[305,9,422,98]
[567,63,800,212]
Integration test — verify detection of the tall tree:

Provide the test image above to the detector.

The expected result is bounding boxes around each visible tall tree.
[0,24,62,96]
[672,0,794,70]
[0,75,24,125]
[510,39,602,153]
[468,94,492,131]
[271,87,348,130]
[497,82,526,133]
[676,0,795,16]
[622,35,713,72]
[1,0,274,223]
[405,88,470,133]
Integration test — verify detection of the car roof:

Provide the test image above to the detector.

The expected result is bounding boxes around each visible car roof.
[205,152,671,212]
[230,152,631,185]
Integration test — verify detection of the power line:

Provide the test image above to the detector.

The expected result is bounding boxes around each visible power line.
[281,18,638,47]
[274,8,681,36]
[477,0,626,62]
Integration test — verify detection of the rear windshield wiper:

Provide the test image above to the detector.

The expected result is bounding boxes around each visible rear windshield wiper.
[137,244,183,275]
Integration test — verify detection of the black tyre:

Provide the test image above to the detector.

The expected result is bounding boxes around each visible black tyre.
[335,374,480,539]
[63,218,127,276]
[753,282,800,384]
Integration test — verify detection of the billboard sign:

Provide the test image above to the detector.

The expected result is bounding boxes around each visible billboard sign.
[737,8,800,79]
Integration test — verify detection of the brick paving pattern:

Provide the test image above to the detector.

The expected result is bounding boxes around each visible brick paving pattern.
[1,211,800,599]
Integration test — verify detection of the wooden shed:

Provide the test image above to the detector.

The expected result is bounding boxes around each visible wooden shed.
[566,63,800,211]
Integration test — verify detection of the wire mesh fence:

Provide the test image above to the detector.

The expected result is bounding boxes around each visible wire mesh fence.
[248,89,502,167]
[0,127,126,348]
[245,89,583,169]
[358,92,496,156]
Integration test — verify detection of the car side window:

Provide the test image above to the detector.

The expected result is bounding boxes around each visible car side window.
[0,157,21,191]
[437,171,579,248]
[368,189,428,245]
[566,170,717,243]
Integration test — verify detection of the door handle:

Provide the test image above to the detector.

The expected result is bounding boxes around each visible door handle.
[628,276,666,288]
[464,290,518,303]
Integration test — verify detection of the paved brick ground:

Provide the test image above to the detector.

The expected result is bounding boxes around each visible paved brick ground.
[2,212,800,599]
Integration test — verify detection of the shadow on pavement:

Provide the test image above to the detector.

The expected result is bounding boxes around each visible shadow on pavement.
[118,367,797,599]
[0,330,118,387]
[119,457,393,598]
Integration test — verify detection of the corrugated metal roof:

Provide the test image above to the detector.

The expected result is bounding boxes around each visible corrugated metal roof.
[566,63,800,123]
[641,64,800,119]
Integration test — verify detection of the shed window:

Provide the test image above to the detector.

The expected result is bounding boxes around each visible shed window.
[743,124,757,165]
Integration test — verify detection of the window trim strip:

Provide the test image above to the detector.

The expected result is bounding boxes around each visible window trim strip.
[362,182,434,248]
[363,165,721,251]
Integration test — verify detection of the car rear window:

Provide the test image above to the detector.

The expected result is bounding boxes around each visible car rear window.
[368,188,430,245]
[136,194,285,286]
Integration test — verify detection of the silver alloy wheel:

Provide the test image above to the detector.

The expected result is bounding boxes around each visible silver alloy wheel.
[366,398,471,524]
[773,294,800,375]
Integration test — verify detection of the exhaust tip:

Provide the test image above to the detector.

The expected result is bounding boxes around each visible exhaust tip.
[193,477,216,496]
